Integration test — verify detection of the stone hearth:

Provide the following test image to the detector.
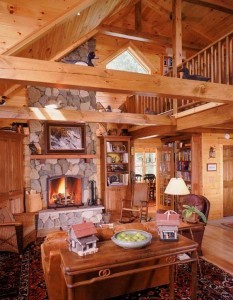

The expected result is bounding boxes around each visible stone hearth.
[38,206,104,230]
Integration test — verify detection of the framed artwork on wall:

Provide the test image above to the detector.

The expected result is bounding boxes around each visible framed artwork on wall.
[45,122,86,154]
[207,163,217,171]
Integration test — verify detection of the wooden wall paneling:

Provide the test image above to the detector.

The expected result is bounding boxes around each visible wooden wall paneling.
[201,133,226,220]
[96,92,128,110]
[223,145,233,216]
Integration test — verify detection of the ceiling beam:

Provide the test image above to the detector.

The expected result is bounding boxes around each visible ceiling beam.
[130,125,177,139]
[184,0,233,15]
[0,106,175,126]
[0,55,233,103]
[177,104,233,130]
[98,25,202,51]
[135,1,142,31]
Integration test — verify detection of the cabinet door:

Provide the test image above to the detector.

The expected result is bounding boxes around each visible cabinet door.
[8,135,24,197]
[0,136,9,194]
[106,186,128,216]
[156,147,174,210]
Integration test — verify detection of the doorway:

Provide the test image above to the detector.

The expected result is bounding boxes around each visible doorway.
[223,146,233,216]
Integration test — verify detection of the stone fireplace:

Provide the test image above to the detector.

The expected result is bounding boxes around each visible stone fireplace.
[47,175,83,208]
[24,40,105,230]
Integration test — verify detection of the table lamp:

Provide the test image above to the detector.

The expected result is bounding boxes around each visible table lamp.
[164,177,190,211]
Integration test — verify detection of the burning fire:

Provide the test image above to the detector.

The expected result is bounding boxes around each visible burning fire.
[48,176,82,208]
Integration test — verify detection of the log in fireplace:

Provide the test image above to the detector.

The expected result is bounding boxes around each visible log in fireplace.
[47,176,83,208]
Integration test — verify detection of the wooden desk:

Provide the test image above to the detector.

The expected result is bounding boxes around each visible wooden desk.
[60,234,198,300]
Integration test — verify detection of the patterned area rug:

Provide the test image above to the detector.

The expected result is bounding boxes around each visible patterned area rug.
[0,239,233,300]
[0,238,48,300]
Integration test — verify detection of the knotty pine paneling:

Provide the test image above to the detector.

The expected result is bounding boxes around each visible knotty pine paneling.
[201,133,233,220]
[96,92,128,110]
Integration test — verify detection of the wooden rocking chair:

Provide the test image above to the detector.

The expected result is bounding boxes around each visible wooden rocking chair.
[120,182,149,223]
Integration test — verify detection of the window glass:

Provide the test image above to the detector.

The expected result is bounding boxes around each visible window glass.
[106,50,149,74]
[135,151,156,177]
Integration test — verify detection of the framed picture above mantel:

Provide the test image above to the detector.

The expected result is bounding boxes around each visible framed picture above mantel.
[45,122,86,154]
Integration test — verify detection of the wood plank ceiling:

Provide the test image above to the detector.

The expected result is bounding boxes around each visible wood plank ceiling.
[0,0,233,135]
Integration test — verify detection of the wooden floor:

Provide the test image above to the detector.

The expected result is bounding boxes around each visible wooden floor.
[202,224,233,275]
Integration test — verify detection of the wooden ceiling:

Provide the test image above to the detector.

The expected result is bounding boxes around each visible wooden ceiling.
[1,0,232,57]
[0,0,233,136]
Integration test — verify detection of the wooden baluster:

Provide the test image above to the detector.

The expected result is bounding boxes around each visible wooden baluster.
[225,36,230,85]
[218,41,222,83]
[230,36,233,84]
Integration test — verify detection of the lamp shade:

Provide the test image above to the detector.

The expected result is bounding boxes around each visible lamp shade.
[164,178,190,195]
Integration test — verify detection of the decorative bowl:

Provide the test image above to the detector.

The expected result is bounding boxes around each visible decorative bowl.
[111,229,152,249]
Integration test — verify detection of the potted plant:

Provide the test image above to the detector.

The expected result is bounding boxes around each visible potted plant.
[182,205,207,224]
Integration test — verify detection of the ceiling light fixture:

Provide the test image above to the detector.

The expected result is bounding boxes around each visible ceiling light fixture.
[225,133,230,140]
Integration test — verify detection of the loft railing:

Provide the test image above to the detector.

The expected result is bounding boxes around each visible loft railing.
[125,30,233,115]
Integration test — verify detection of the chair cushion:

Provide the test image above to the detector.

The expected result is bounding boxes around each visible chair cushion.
[0,207,15,223]
[178,194,205,214]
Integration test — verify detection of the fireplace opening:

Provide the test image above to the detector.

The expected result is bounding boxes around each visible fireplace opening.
[47,176,83,208]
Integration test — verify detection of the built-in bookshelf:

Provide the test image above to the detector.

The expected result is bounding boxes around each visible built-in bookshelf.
[100,136,131,217]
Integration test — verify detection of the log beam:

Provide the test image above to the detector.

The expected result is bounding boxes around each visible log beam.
[130,125,177,139]
[0,55,233,103]
[0,106,175,126]
[177,104,233,130]
[98,24,202,51]
[184,0,233,15]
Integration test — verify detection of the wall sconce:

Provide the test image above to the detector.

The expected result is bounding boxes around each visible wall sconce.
[209,147,216,158]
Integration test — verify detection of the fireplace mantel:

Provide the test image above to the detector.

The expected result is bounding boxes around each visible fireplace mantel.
[31,154,97,159]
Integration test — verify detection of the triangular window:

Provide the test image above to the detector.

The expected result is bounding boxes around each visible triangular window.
[106,50,149,74]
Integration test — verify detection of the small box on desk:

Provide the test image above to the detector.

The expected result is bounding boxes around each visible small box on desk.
[156,210,180,241]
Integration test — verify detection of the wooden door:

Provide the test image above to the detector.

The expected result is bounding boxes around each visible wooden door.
[223,146,233,216]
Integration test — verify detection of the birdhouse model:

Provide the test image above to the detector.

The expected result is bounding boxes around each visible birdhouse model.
[156,210,180,241]
[69,222,99,256]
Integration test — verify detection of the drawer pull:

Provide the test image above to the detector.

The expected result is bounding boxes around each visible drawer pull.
[99,268,111,277]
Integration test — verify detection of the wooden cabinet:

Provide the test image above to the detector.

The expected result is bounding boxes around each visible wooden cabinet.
[156,146,174,211]
[0,132,24,212]
[156,134,201,211]
[100,136,131,217]
[175,140,192,191]
[174,135,201,194]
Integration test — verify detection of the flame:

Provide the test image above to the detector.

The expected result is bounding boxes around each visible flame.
[58,177,65,194]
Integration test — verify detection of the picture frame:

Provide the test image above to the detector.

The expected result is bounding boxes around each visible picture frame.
[161,230,178,241]
[207,163,217,171]
[45,122,86,154]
